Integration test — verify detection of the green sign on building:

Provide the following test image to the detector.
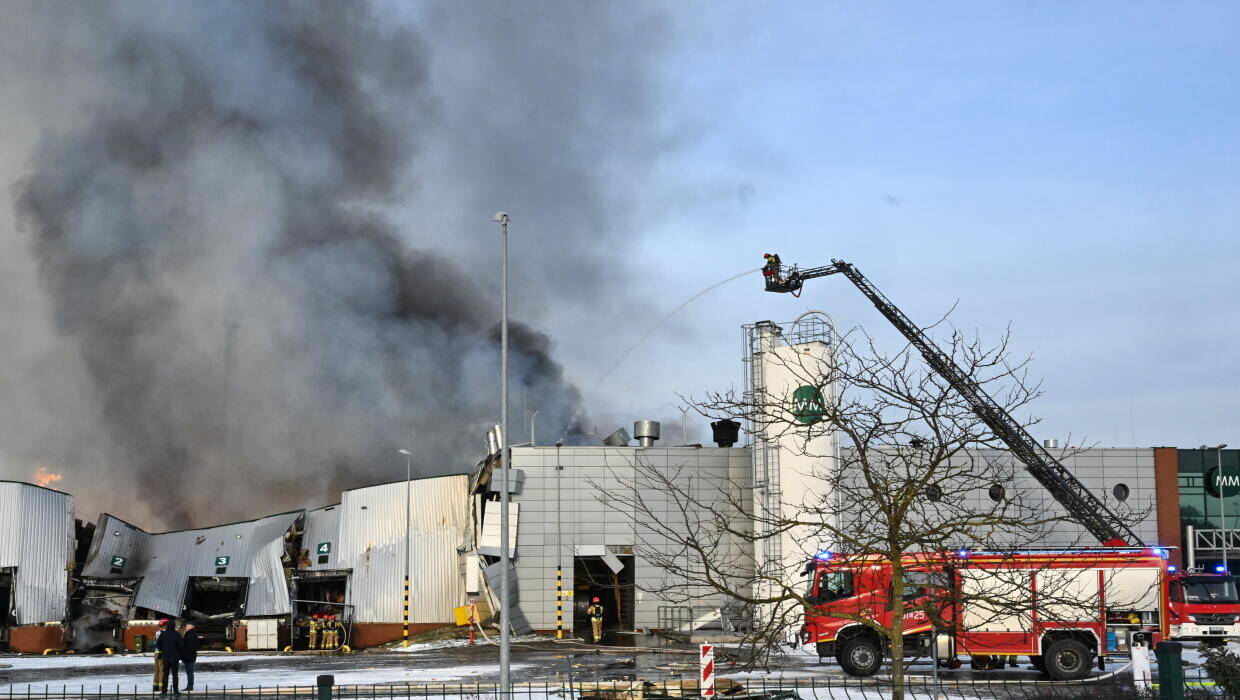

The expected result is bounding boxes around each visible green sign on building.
[1205,466,1240,498]
[215,556,230,567]
[317,542,331,555]
[791,385,826,425]
[110,556,127,568]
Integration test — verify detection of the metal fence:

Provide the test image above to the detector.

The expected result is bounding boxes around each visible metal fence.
[0,672,1234,700]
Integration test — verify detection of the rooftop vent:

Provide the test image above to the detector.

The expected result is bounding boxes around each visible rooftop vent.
[1043,439,1059,449]
[633,420,661,447]
[602,428,631,447]
[711,419,740,447]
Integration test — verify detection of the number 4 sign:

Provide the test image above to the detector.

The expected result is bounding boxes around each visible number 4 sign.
[317,542,331,555]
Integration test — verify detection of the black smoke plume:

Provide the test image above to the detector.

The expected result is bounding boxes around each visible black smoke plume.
[0,1,671,528]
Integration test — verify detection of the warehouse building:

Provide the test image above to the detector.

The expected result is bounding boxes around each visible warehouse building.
[296,474,472,648]
[0,481,75,652]
[79,510,301,650]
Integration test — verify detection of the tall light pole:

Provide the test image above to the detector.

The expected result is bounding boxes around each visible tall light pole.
[492,211,512,692]
[398,448,412,646]
[1202,444,1230,570]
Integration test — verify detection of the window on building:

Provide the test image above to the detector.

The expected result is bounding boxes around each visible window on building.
[1113,483,1130,502]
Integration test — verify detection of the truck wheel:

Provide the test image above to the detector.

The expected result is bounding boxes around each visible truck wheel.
[837,636,883,677]
[1043,639,1092,681]
[1028,655,1047,674]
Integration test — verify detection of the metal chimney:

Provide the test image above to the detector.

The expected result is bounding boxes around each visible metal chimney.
[1043,438,1059,449]
[633,420,661,447]
[711,419,740,447]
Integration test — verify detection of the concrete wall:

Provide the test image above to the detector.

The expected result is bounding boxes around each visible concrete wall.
[506,446,752,632]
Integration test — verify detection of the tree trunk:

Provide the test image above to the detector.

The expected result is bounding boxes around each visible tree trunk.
[890,560,906,700]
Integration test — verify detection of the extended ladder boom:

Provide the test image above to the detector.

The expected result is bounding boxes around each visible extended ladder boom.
[767,259,1141,547]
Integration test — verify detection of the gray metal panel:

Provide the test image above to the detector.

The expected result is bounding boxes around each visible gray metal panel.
[81,511,300,618]
[0,482,74,624]
[81,514,149,579]
[338,475,470,624]
[302,505,342,571]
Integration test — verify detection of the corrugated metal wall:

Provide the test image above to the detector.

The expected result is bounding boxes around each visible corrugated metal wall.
[80,511,301,617]
[337,475,470,624]
[0,482,74,624]
[302,505,342,571]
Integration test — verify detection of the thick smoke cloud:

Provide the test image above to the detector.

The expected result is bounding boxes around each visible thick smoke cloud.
[0,1,670,529]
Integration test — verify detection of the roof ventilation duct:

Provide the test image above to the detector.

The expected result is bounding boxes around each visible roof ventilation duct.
[711,419,740,447]
[602,428,631,447]
[633,420,661,447]
[1043,439,1059,449]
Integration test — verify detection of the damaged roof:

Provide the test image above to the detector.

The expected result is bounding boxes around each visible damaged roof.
[81,510,301,618]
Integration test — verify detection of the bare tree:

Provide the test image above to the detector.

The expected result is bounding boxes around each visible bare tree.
[604,318,1152,697]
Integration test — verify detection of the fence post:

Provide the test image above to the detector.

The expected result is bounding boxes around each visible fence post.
[1154,642,1184,700]
[316,674,334,700]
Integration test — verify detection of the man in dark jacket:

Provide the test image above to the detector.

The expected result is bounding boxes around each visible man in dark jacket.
[180,623,200,691]
[155,621,183,694]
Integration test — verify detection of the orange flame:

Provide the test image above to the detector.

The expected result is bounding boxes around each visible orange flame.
[34,465,63,489]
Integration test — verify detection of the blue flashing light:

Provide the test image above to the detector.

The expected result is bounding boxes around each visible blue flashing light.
[1168,565,1178,573]
[956,549,970,558]
[815,550,833,561]
[1150,547,1170,559]
[1216,565,1228,573]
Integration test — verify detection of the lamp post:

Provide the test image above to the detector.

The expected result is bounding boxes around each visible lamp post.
[1202,444,1230,570]
[398,448,412,646]
[492,211,512,693]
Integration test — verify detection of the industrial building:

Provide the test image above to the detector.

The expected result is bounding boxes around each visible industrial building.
[0,481,75,653]
[0,316,1232,652]
[78,510,302,651]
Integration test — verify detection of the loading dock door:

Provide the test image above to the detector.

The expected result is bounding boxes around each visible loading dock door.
[572,556,634,644]
[0,568,13,647]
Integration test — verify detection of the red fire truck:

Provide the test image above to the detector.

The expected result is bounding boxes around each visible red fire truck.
[1167,569,1240,644]
[765,257,1240,653]
[802,548,1169,680]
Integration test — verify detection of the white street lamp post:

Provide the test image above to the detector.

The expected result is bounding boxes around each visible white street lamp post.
[398,448,412,646]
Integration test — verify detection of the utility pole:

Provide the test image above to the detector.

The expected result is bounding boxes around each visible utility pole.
[493,211,512,692]
[398,448,412,646]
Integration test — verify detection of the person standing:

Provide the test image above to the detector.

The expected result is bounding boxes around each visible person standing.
[156,620,183,695]
[586,597,605,644]
[308,614,319,650]
[181,623,200,692]
[152,619,168,693]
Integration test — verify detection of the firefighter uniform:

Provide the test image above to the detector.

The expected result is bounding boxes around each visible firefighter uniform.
[308,615,319,650]
[326,615,340,648]
[586,599,605,644]
[151,621,167,692]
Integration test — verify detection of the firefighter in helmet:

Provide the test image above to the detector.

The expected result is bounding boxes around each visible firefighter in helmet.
[152,618,168,692]
[762,253,782,289]
[308,614,320,650]
[586,597,606,644]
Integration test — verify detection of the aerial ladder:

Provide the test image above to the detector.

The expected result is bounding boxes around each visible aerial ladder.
[763,258,1141,547]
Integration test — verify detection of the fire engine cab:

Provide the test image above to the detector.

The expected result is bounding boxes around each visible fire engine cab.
[802,548,1169,680]
[1167,569,1240,644]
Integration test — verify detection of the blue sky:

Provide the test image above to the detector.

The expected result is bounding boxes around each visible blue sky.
[554,2,1239,447]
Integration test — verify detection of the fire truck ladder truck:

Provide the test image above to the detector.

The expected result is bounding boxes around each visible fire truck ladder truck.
[765,259,1142,547]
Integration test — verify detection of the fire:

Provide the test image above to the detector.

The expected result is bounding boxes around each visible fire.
[33,465,63,489]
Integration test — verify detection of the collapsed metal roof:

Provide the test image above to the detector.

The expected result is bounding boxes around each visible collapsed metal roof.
[301,504,341,572]
[0,482,74,624]
[81,510,301,618]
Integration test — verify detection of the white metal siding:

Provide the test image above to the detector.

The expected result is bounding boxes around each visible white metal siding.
[79,511,300,618]
[338,475,470,624]
[0,482,74,624]
[303,505,342,571]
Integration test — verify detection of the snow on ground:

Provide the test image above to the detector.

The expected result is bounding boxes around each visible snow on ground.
[0,653,275,670]
[390,634,546,653]
[1180,640,1240,667]
[0,662,532,692]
